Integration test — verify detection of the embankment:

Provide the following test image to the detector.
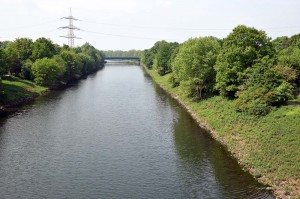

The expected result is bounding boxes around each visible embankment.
[143,66,300,199]
[0,77,48,116]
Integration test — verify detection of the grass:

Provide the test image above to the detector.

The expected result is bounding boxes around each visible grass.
[145,67,300,198]
[0,76,48,105]
[291,94,300,103]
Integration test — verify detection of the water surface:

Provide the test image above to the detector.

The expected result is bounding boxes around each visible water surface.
[0,64,273,198]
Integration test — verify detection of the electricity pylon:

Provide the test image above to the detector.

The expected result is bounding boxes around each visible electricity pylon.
[59,8,81,48]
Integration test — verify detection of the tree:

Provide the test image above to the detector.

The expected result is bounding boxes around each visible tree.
[103,49,142,57]
[272,36,289,52]
[20,59,33,80]
[142,41,167,69]
[0,41,9,50]
[80,43,105,71]
[31,58,65,87]
[4,38,33,76]
[0,48,7,76]
[214,25,275,97]
[141,49,154,69]
[289,34,300,48]
[173,37,221,99]
[277,47,300,86]
[77,53,94,76]
[0,48,6,97]
[31,37,57,61]
[235,57,295,115]
[59,50,82,82]
[153,42,179,75]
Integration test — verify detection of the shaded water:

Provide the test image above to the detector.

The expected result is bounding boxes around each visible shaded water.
[0,64,273,198]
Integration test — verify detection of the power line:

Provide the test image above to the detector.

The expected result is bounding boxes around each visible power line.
[0,19,59,31]
[81,30,160,40]
[79,19,300,31]
[0,29,59,40]
[79,20,229,31]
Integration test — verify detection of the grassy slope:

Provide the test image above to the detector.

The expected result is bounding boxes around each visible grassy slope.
[0,77,48,106]
[145,67,300,198]
[291,94,300,103]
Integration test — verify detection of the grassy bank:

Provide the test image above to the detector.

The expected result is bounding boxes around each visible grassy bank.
[0,76,48,108]
[144,67,300,198]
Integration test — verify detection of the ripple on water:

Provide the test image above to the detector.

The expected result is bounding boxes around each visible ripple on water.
[0,64,274,199]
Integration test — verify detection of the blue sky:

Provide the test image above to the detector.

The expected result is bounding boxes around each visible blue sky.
[1,0,300,50]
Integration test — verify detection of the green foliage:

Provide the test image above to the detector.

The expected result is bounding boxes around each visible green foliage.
[0,78,3,98]
[0,41,9,49]
[20,59,33,80]
[235,85,273,115]
[4,38,33,76]
[272,36,289,52]
[142,26,300,116]
[277,47,300,86]
[77,53,94,76]
[168,46,180,70]
[0,48,7,76]
[235,57,295,115]
[0,76,47,105]
[31,37,57,61]
[273,65,297,83]
[153,41,179,75]
[141,49,154,69]
[103,49,142,57]
[173,37,220,99]
[215,25,275,97]
[79,43,105,71]
[142,40,173,70]
[168,73,180,88]
[9,38,33,61]
[31,57,65,87]
[145,67,300,193]
[0,38,105,105]
[4,43,20,75]
[59,50,82,82]
[289,34,300,48]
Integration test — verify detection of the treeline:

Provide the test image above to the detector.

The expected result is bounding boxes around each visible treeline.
[142,25,300,116]
[104,50,142,57]
[0,38,105,90]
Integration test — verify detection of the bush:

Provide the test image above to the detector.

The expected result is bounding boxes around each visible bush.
[235,86,273,115]
[31,58,65,87]
[157,66,165,76]
[0,79,4,98]
[235,80,294,116]
[168,73,180,88]
[270,81,294,105]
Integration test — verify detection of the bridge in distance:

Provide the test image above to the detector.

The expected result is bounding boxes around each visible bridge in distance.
[104,56,140,65]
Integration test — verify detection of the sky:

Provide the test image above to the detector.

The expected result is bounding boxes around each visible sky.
[0,0,300,50]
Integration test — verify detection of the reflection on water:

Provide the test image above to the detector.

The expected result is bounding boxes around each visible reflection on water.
[172,104,273,198]
[0,64,273,199]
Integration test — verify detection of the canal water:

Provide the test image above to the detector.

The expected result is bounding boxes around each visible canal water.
[0,64,273,199]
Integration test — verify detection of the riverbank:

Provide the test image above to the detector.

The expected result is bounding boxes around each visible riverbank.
[0,76,48,115]
[143,66,300,199]
[0,66,104,115]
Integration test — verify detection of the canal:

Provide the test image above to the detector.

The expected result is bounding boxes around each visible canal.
[0,64,273,198]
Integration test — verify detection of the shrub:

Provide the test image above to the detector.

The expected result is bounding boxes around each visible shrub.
[31,58,65,87]
[235,86,272,115]
[168,73,180,88]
